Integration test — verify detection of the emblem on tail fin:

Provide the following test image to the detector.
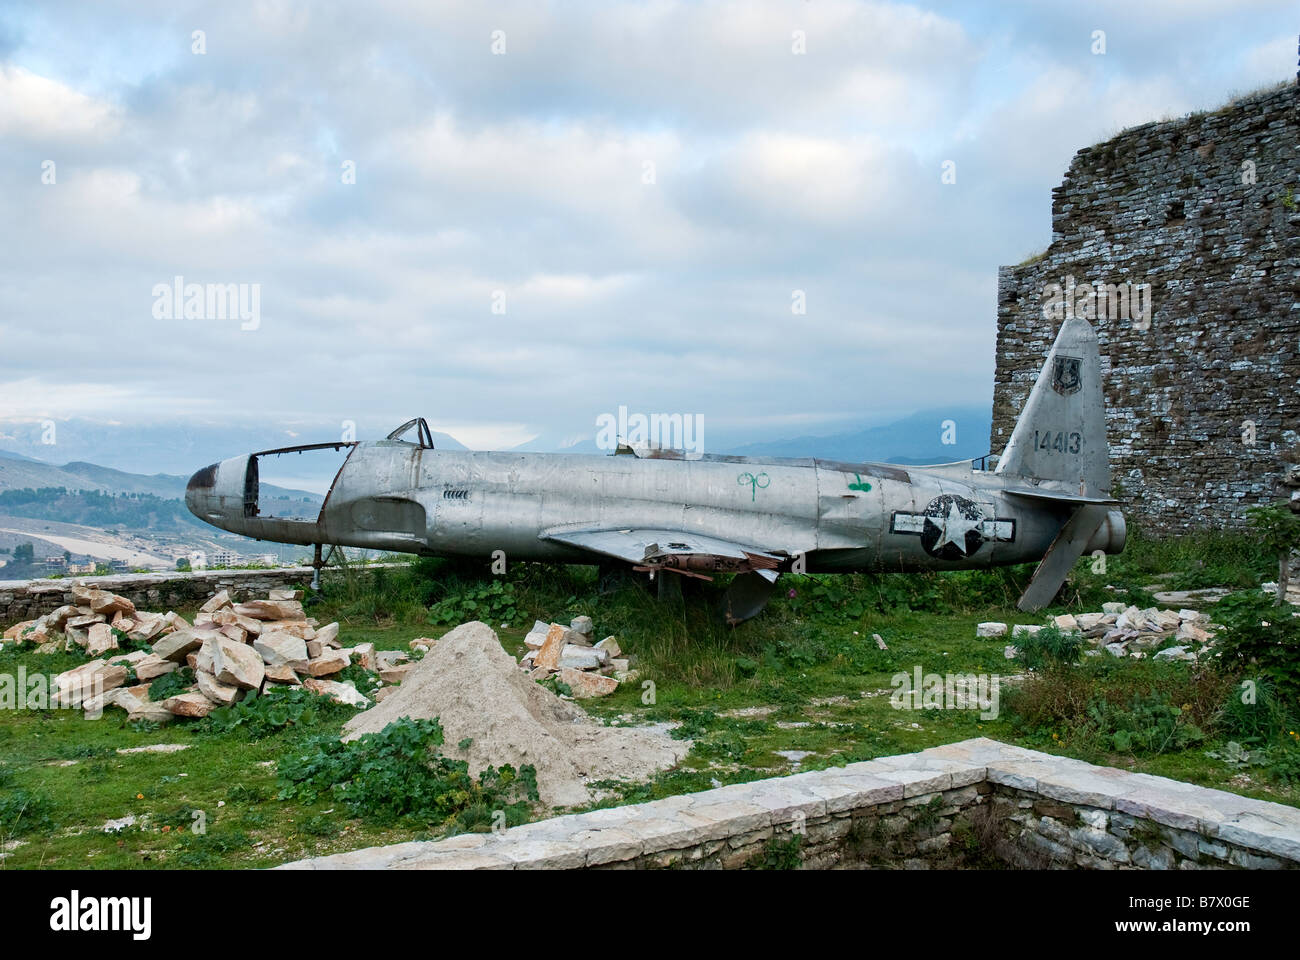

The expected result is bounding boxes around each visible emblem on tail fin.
[1051,355,1082,396]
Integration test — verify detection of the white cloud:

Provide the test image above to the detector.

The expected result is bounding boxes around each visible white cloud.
[0,64,121,140]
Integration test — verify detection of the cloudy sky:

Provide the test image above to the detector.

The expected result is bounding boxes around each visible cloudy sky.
[0,0,1293,453]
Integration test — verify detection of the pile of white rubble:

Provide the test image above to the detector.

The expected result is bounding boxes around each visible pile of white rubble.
[978,601,1221,662]
[2,585,420,722]
[518,615,636,698]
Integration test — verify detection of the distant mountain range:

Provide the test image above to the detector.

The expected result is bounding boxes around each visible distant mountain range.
[510,405,993,464]
[0,417,465,478]
[0,450,320,503]
[722,406,993,463]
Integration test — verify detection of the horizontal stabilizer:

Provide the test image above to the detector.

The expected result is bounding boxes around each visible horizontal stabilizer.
[1002,487,1121,506]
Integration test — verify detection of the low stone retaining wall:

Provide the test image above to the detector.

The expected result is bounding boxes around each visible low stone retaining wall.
[278,738,1300,870]
[0,568,322,625]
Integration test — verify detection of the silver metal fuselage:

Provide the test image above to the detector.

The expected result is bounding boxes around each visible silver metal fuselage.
[186,440,1108,574]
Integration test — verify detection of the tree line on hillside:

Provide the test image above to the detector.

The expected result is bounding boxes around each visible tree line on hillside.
[0,487,201,533]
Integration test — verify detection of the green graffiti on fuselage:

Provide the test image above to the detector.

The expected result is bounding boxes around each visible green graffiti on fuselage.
[738,471,770,501]
[848,473,872,493]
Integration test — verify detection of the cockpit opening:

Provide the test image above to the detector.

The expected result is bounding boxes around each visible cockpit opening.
[247,441,355,521]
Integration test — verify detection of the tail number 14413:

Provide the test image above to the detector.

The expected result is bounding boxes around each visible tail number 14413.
[1033,430,1082,455]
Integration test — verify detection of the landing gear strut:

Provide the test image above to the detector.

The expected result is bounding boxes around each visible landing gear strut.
[310,543,323,592]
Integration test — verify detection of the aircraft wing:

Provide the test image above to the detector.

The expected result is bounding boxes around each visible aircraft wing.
[541,527,784,581]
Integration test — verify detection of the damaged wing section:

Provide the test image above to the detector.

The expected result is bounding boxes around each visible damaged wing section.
[542,527,783,580]
[541,527,786,624]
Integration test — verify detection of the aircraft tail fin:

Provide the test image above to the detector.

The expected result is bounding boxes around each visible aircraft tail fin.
[994,316,1111,497]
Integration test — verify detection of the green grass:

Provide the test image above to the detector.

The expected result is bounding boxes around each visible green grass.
[1,528,1294,868]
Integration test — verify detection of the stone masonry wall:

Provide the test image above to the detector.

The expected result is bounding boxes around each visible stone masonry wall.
[991,83,1299,531]
[0,567,322,626]
[279,738,1300,870]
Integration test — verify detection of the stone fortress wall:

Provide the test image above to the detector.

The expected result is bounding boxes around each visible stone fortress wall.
[990,83,1298,530]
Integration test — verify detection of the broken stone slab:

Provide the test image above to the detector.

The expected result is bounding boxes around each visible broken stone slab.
[1153,610,1182,631]
[558,644,604,670]
[976,622,1008,638]
[196,668,242,706]
[134,654,178,681]
[162,611,190,632]
[595,636,621,657]
[233,599,305,621]
[268,588,303,601]
[1075,613,1106,630]
[314,622,340,648]
[1101,601,1126,614]
[569,615,594,636]
[378,663,416,685]
[127,613,168,643]
[3,619,36,641]
[153,626,221,662]
[261,619,314,641]
[86,622,119,656]
[209,608,265,636]
[559,667,619,698]
[375,650,410,669]
[84,589,136,617]
[199,590,232,614]
[1052,614,1079,632]
[46,605,80,630]
[523,629,548,650]
[297,648,349,677]
[302,677,370,707]
[348,642,377,671]
[533,623,567,672]
[54,659,128,707]
[1152,588,1229,608]
[67,613,107,630]
[263,664,301,685]
[1153,645,1196,661]
[1011,624,1043,638]
[162,691,214,718]
[211,635,266,689]
[255,631,309,666]
[126,701,174,724]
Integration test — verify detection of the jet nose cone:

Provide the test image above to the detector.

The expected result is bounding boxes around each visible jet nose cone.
[186,462,220,518]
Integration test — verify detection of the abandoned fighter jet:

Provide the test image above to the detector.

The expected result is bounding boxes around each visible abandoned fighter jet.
[187,316,1125,622]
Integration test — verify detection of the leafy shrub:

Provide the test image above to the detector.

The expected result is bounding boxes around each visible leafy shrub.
[1209,590,1300,701]
[204,686,350,739]
[148,667,195,702]
[1263,740,1300,785]
[1204,741,1264,769]
[1011,625,1081,670]
[428,578,520,626]
[1086,693,1205,754]
[277,717,538,829]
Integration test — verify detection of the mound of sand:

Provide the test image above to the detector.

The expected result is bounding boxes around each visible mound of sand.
[341,621,688,807]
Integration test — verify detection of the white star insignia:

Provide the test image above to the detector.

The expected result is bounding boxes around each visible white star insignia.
[932,502,984,554]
